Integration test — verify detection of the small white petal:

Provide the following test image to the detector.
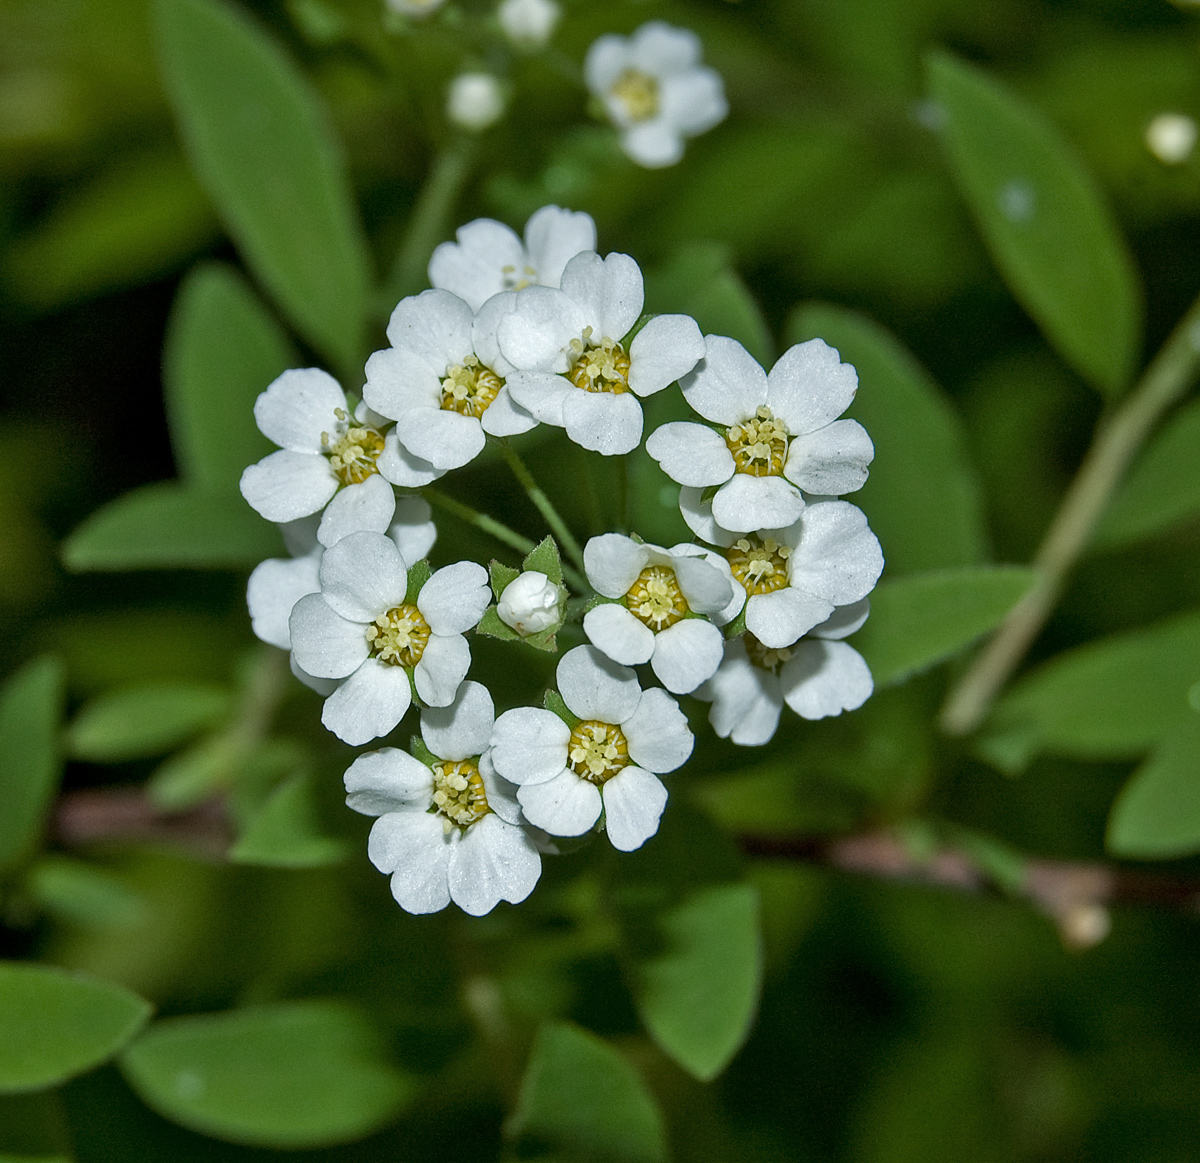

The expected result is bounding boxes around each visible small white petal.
[419,561,490,634]
[784,419,874,496]
[629,20,701,72]
[602,767,668,851]
[628,314,705,396]
[290,654,338,696]
[559,251,644,342]
[701,645,782,745]
[790,502,884,606]
[344,747,432,816]
[279,514,320,557]
[322,658,413,745]
[389,495,437,563]
[247,553,321,650]
[671,552,733,614]
[400,407,486,471]
[766,338,858,436]
[253,368,346,452]
[622,686,693,773]
[711,474,805,534]
[562,389,643,455]
[497,286,586,372]
[472,291,520,377]
[240,450,338,523]
[659,68,727,136]
[378,433,445,488]
[362,345,441,422]
[413,633,471,707]
[478,754,524,824]
[679,486,738,548]
[585,34,628,92]
[490,707,571,785]
[504,371,573,426]
[449,814,541,914]
[385,289,474,374]
[622,122,685,168]
[680,335,768,424]
[780,640,873,720]
[480,386,539,436]
[811,598,870,640]
[650,618,725,694]
[584,603,655,666]
[524,206,597,288]
[517,770,602,836]
[289,594,369,678]
[319,531,408,623]
[428,220,524,312]
[745,587,835,649]
[317,475,396,548]
[557,645,640,723]
[583,533,649,597]
[420,679,495,761]
[645,422,733,487]
[372,814,454,913]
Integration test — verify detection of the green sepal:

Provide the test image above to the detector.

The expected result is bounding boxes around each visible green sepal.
[409,735,439,767]
[522,536,564,586]
[699,484,721,505]
[403,560,433,606]
[723,608,748,640]
[522,627,560,654]
[488,560,521,603]
[622,311,655,346]
[406,668,421,710]
[476,606,521,642]
[543,690,579,728]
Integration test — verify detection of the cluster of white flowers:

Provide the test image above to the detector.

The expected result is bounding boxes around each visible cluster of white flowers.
[240,201,882,917]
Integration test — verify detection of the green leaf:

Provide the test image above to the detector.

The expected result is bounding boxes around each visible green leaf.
[147,735,239,812]
[475,606,521,643]
[66,682,231,763]
[61,484,282,572]
[624,883,762,1082]
[0,963,151,1093]
[119,1001,411,1148]
[506,1022,668,1163]
[25,856,146,931]
[488,560,521,602]
[0,657,64,876]
[853,566,1037,686]
[155,0,370,373]
[1108,709,1200,858]
[1092,396,1200,551]
[164,262,296,493]
[989,608,1200,760]
[786,303,988,573]
[927,51,1142,396]
[522,535,564,586]
[230,773,348,868]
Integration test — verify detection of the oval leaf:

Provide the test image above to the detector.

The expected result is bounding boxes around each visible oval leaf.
[0,963,151,1093]
[928,51,1142,397]
[155,0,370,373]
[230,773,348,868]
[119,1001,411,1148]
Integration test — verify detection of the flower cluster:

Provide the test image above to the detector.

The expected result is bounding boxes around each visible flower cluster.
[240,201,882,916]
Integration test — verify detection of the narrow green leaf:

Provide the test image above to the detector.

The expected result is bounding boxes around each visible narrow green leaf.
[522,535,564,586]
[25,856,146,931]
[928,51,1142,396]
[506,1022,668,1163]
[155,0,370,372]
[0,963,151,1093]
[625,883,762,1082]
[120,1002,411,1148]
[0,657,64,876]
[853,566,1037,686]
[164,263,295,493]
[230,773,348,868]
[786,304,988,574]
[62,484,282,572]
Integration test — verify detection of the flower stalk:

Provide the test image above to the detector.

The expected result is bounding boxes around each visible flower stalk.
[499,441,588,580]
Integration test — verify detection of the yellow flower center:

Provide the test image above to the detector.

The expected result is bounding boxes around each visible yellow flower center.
[727,536,791,596]
[625,565,689,631]
[725,406,789,477]
[431,759,491,832]
[501,262,539,292]
[568,327,631,394]
[743,633,793,673]
[322,409,385,486]
[610,68,660,122]
[568,720,630,784]
[440,355,503,418]
[365,603,431,667]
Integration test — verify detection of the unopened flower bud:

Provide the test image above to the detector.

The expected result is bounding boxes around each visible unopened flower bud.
[497,571,562,635]
[498,0,560,48]
[447,73,506,132]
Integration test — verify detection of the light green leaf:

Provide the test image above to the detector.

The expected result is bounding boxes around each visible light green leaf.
[62,483,282,572]
[928,51,1142,397]
[853,566,1037,686]
[787,303,987,574]
[147,735,238,812]
[0,657,64,876]
[164,263,296,493]
[25,856,146,931]
[155,0,370,373]
[506,1022,667,1163]
[66,682,231,763]
[523,535,564,586]
[0,963,151,1093]
[624,883,762,1082]
[230,773,348,868]
[488,560,521,602]
[120,1001,411,1148]
[1092,396,1200,551]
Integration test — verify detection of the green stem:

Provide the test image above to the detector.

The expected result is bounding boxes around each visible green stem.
[940,291,1200,736]
[499,442,588,580]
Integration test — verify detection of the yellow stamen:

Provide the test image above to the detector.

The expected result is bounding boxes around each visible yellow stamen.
[625,565,689,631]
[431,759,491,832]
[567,327,631,394]
[322,420,385,486]
[610,68,660,122]
[725,405,789,477]
[743,633,793,672]
[440,355,503,418]
[568,720,630,784]
[365,603,431,667]
[727,536,791,596]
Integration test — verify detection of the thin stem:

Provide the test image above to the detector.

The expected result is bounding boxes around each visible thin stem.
[499,442,588,579]
[616,453,630,534]
[940,292,1200,736]
[423,486,536,557]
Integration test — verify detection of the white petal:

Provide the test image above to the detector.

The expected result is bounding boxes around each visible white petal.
[645,422,733,487]
[628,314,705,396]
[622,686,693,773]
[562,389,643,455]
[784,419,874,496]
[399,407,486,471]
[671,552,733,614]
[602,767,668,851]
[420,679,495,760]
[240,450,338,523]
[279,514,320,556]
[711,474,805,534]
[505,371,573,426]
[766,338,858,436]
[290,654,338,696]
[472,291,520,377]
[701,645,780,745]
[389,495,437,563]
[523,205,597,289]
[478,754,524,824]
[790,502,884,605]
[745,587,835,649]
[253,367,346,452]
[322,658,412,744]
[680,335,768,424]
[584,533,648,597]
[490,707,571,786]
[344,747,432,816]
[622,122,685,168]
[559,251,644,341]
[372,814,454,913]
[289,594,368,677]
[781,640,873,720]
[368,809,437,872]
[557,645,640,723]
[517,770,602,836]
[585,34,629,94]
[428,219,525,312]
[630,21,701,72]
[247,553,321,650]
[384,289,474,374]
[811,598,870,640]
[317,475,396,548]
[449,814,541,914]
[659,68,727,136]
[319,530,408,623]
[480,386,539,436]
[378,433,445,488]
[679,486,738,548]
[362,345,441,422]
[413,633,471,707]
[583,603,655,666]
[497,286,586,372]
[650,618,725,694]
[419,560,490,634]
[731,689,784,746]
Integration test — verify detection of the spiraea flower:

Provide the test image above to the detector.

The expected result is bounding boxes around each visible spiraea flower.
[497,570,563,636]
[344,682,541,915]
[289,531,490,746]
[447,73,506,132]
[496,250,705,455]
[497,0,560,48]
[697,601,874,746]
[585,21,727,168]
[582,533,731,694]
[489,646,693,850]
[428,205,596,312]
[647,336,875,534]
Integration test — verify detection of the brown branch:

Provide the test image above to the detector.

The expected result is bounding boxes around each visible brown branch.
[53,788,232,859]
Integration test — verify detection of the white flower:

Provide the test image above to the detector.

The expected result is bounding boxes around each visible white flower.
[647,336,875,534]
[498,0,559,48]
[585,21,727,168]
[581,533,731,694]
[447,73,506,132]
[364,290,537,471]
[489,645,692,850]
[428,205,596,312]
[697,601,874,746]
[497,571,562,635]
[497,251,705,455]
[344,682,541,915]
[289,531,490,745]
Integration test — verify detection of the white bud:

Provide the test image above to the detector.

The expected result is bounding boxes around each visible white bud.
[497,0,560,48]
[386,0,447,16]
[1146,112,1197,165]
[497,571,561,635]
[447,73,506,132]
